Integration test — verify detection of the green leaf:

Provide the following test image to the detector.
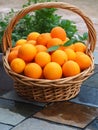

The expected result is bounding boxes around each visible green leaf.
[47,45,60,52]
[83,32,88,40]
[59,19,77,38]
[63,39,76,46]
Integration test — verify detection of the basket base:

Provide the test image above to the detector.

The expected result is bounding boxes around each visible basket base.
[14,82,80,102]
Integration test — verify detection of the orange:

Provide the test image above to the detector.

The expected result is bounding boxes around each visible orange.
[59,44,75,51]
[74,42,86,52]
[64,48,76,60]
[26,40,36,45]
[50,26,66,41]
[18,43,37,62]
[35,45,47,53]
[51,50,68,65]
[37,33,51,46]
[63,37,70,43]
[43,62,62,80]
[47,38,63,48]
[35,52,51,67]
[11,45,21,51]
[27,32,40,41]
[62,60,80,77]
[10,58,26,73]
[8,50,18,63]
[64,44,75,51]
[75,53,92,70]
[15,39,27,46]
[24,63,42,79]
[75,51,85,56]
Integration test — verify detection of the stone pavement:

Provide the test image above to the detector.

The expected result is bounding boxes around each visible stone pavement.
[0,0,98,130]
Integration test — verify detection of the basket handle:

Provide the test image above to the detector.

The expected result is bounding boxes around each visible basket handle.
[2,2,96,54]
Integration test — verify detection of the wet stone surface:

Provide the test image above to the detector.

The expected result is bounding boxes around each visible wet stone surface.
[0,98,42,126]
[83,73,98,88]
[0,62,14,96]
[94,52,98,65]
[71,84,98,107]
[85,118,98,130]
[0,123,12,130]
[1,90,47,107]
[71,66,98,107]
[34,102,98,128]
[11,118,81,130]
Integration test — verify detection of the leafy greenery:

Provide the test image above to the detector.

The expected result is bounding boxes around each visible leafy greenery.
[59,19,77,39]
[0,0,88,52]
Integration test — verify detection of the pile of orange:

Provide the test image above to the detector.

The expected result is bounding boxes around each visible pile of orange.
[8,26,92,80]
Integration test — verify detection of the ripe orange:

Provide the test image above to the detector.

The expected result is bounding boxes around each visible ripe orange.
[64,44,75,51]
[15,39,27,46]
[74,42,86,52]
[43,62,62,80]
[47,38,63,48]
[11,45,21,51]
[10,58,26,73]
[27,32,40,41]
[75,53,92,70]
[26,40,36,45]
[24,63,42,79]
[64,48,76,60]
[18,43,37,62]
[63,37,70,43]
[8,50,18,63]
[35,52,51,67]
[35,45,47,53]
[50,26,66,41]
[62,60,80,77]
[75,51,85,56]
[51,50,68,65]
[59,44,75,51]
[37,33,51,46]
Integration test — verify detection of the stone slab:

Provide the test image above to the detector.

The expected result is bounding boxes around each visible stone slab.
[71,84,98,107]
[94,51,98,64]
[0,98,42,126]
[71,66,98,107]
[34,102,98,128]
[0,123,12,130]
[11,118,80,130]
[1,90,47,107]
[0,62,14,96]
[85,118,98,130]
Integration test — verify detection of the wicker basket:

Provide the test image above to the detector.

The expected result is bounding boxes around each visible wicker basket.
[2,2,96,102]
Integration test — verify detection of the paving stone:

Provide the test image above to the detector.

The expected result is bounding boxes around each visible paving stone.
[94,51,98,65]
[34,102,98,128]
[1,90,47,107]
[11,118,80,130]
[0,62,14,96]
[83,72,98,88]
[83,64,98,88]
[0,123,12,130]
[85,119,98,130]
[0,98,42,126]
[71,64,98,107]
[94,64,98,74]
[71,84,98,107]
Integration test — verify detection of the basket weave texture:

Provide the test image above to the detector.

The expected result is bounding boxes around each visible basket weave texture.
[2,2,96,102]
